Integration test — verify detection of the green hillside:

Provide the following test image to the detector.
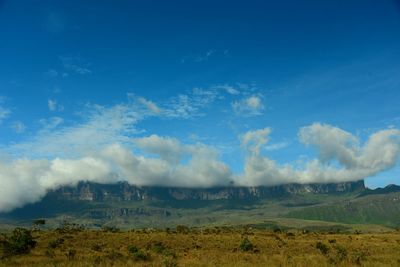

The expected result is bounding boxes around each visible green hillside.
[286,192,400,227]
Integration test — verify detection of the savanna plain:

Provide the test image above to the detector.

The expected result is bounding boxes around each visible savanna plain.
[1,224,400,267]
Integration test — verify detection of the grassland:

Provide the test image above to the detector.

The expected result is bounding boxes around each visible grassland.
[1,226,400,266]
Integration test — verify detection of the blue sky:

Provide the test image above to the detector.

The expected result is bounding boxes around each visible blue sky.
[1,0,400,204]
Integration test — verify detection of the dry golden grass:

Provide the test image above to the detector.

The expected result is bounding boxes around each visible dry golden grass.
[1,227,400,266]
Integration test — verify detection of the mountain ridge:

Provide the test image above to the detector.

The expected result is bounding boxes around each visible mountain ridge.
[52,180,366,202]
[4,180,400,229]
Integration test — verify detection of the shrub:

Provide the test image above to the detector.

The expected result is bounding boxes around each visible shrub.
[45,249,55,258]
[1,228,37,257]
[239,237,254,252]
[176,225,189,234]
[335,245,348,261]
[151,242,176,258]
[33,219,46,230]
[66,249,77,260]
[33,219,46,226]
[91,243,103,252]
[316,241,329,255]
[128,245,150,261]
[163,257,178,267]
[102,226,120,233]
[57,220,84,234]
[48,238,64,249]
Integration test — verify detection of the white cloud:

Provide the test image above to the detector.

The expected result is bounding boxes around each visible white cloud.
[194,49,215,62]
[232,95,264,116]
[0,98,11,124]
[0,137,232,212]
[265,141,290,151]
[44,69,59,77]
[48,99,57,111]
[138,97,161,114]
[0,107,11,124]
[240,128,271,155]
[0,156,113,212]
[9,102,142,158]
[134,135,183,164]
[240,124,400,186]
[48,99,64,112]
[10,121,26,134]
[2,90,400,213]
[161,85,243,118]
[59,56,92,75]
[213,85,240,95]
[39,117,64,130]
[1,122,400,212]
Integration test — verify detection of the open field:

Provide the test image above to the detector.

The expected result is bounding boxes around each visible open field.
[1,226,400,267]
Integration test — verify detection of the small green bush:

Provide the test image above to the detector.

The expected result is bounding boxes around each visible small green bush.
[48,238,64,249]
[102,226,120,233]
[163,257,178,267]
[66,249,77,260]
[335,245,348,261]
[91,243,103,251]
[128,245,150,261]
[33,219,46,226]
[239,237,254,252]
[316,241,329,255]
[151,242,176,258]
[176,225,189,234]
[1,228,37,257]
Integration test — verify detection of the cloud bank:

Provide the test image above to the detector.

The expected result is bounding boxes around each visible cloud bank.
[1,122,400,212]
[1,87,400,213]
[240,123,400,186]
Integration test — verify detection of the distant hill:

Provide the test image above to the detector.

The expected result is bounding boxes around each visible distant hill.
[286,184,400,227]
[358,184,400,197]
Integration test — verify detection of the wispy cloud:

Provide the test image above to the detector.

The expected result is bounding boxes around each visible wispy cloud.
[39,117,64,130]
[162,87,222,118]
[44,69,59,78]
[212,84,240,95]
[48,99,64,112]
[59,56,92,75]
[10,121,26,134]
[9,102,143,158]
[194,49,215,62]
[232,95,264,116]
[0,99,11,124]
[44,12,66,33]
[264,141,290,151]
[138,97,161,114]
[181,49,225,63]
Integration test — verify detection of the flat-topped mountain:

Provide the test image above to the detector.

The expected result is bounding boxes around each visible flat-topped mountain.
[5,180,400,229]
[53,180,366,202]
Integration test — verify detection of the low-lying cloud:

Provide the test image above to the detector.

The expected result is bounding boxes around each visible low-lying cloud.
[240,123,400,186]
[0,137,232,212]
[1,112,400,212]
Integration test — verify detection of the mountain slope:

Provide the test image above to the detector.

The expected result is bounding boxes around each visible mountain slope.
[286,186,400,227]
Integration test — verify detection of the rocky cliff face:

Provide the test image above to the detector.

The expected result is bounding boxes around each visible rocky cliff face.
[52,180,366,202]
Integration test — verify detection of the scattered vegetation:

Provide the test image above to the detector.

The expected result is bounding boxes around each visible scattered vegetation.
[32,219,46,230]
[101,226,120,233]
[239,237,254,252]
[128,245,150,261]
[315,241,329,255]
[176,225,189,234]
[47,237,64,249]
[0,228,37,258]
[0,226,399,266]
